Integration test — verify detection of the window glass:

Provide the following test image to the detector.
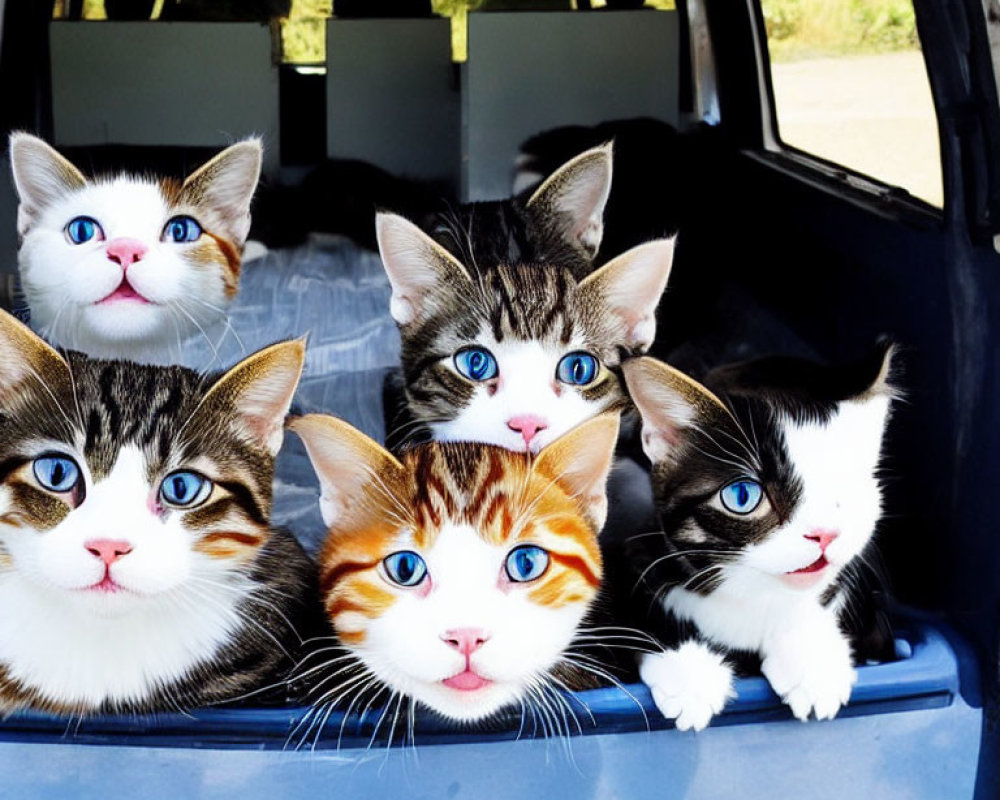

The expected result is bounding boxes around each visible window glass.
[53,1,675,65]
[761,0,943,207]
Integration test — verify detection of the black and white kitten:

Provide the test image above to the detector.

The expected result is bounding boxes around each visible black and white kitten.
[617,347,896,730]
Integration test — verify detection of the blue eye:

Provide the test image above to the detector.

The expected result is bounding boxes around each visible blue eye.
[383,551,427,587]
[556,352,599,386]
[505,545,550,583]
[719,480,764,515]
[159,471,211,508]
[454,347,499,382]
[65,216,103,245]
[163,215,202,243]
[32,456,80,493]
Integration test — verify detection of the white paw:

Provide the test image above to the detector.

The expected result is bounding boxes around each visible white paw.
[761,623,856,722]
[640,642,735,732]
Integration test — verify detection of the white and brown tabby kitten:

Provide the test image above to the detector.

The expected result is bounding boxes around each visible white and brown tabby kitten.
[376,209,673,454]
[9,133,261,364]
[0,310,320,715]
[617,348,896,731]
[291,412,619,726]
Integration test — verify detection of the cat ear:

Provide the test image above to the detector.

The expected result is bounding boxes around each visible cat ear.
[9,132,87,235]
[289,414,406,530]
[0,310,72,402]
[578,236,675,352]
[854,341,898,401]
[180,138,262,244]
[198,339,305,457]
[532,412,620,532]
[526,142,614,259]
[375,212,473,326]
[623,357,732,465]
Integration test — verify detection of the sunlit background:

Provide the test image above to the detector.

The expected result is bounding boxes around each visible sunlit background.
[763,0,941,206]
[53,0,941,207]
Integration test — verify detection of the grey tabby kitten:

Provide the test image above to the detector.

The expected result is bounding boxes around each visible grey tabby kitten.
[375,145,674,455]
[377,212,674,454]
[0,310,321,715]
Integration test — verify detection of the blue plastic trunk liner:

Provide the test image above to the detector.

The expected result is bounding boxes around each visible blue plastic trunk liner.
[0,619,973,751]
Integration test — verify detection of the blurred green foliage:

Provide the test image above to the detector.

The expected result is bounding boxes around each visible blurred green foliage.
[282,0,674,64]
[281,0,330,63]
[762,0,918,61]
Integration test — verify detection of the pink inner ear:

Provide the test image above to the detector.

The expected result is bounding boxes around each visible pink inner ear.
[625,314,655,350]
[642,427,676,464]
[660,423,684,448]
[247,413,278,444]
[232,365,301,454]
[242,403,286,455]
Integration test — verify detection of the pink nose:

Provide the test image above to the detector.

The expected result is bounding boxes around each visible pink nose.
[442,628,490,656]
[105,237,147,269]
[85,539,133,567]
[506,414,548,448]
[805,530,838,552]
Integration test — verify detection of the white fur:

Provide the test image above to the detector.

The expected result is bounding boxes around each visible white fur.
[640,642,734,732]
[17,177,230,363]
[432,336,604,454]
[355,524,590,722]
[654,398,889,725]
[760,606,856,721]
[0,446,252,709]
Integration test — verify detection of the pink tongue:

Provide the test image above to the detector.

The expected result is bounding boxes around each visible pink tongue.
[792,554,829,574]
[442,670,490,691]
[101,281,147,304]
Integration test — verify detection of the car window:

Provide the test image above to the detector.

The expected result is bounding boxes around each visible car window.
[760,0,943,208]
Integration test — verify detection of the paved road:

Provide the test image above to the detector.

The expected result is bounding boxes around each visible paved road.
[770,50,943,207]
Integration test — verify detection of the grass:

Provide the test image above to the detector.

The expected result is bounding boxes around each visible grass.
[762,0,918,62]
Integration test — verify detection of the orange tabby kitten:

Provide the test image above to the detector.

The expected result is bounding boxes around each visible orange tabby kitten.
[290,413,620,727]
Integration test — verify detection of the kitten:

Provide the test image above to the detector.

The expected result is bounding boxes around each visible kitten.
[290,412,619,727]
[9,133,262,364]
[0,310,319,715]
[375,211,673,454]
[616,347,896,731]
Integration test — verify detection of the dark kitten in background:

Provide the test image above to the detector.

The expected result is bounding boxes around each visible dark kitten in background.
[518,118,722,261]
[427,143,613,280]
[294,144,613,279]
[609,346,896,731]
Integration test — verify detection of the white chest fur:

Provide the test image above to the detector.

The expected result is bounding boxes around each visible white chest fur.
[0,572,250,710]
[663,567,838,654]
